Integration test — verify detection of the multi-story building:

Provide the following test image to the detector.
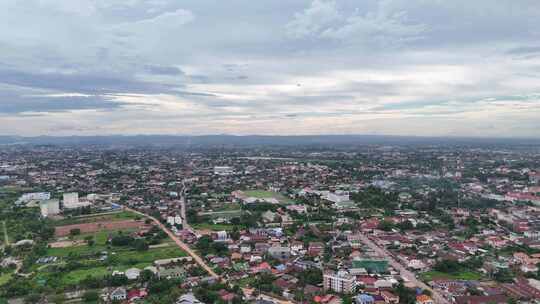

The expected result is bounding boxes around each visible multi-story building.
[40,199,60,217]
[323,270,355,294]
[63,192,79,208]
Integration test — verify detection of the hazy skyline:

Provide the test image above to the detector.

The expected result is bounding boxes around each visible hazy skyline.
[1,0,540,137]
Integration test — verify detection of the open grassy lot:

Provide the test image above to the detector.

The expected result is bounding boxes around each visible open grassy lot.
[420,270,483,281]
[192,223,238,231]
[0,273,12,287]
[40,245,186,286]
[53,210,140,226]
[244,190,294,204]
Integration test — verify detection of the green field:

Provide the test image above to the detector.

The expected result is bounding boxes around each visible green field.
[420,271,483,281]
[53,210,140,226]
[39,246,187,286]
[0,273,12,286]
[192,223,238,231]
[244,190,293,204]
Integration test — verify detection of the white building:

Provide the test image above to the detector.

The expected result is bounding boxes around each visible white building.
[323,270,355,294]
[63,192,91,209]
[125,267,141,280]
[324,191,350,204]
[63,192,79,208]
[176,293,203,304]
[167,215,183,226]
[16,192,50,205]
[40,199,60,217]
[214,166,234,176]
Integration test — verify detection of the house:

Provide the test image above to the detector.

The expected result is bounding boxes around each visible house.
[127,289,147,302]
[374,279,393,289]
[380,291,399,304]
[308,242,325,256]
[176,293,203,304]
[454,295,508,304]
[415,295,434,304]
[268,246,291,260]
[125,267,141,280]
[110,287,127,301]
[314,294,342,304]
[356,294,375,304]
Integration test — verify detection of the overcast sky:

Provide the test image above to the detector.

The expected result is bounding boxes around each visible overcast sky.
[1,0,540,137]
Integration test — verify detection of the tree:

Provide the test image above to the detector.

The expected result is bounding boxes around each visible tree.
[133,239,149,251]
[69,228,81,236]
[139,269,155,282]
[83,290,99,303]
[378,220,395,231]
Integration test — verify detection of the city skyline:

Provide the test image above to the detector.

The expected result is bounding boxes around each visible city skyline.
[1,0,540,137]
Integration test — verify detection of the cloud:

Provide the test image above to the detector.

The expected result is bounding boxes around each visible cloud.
[0,68,177,94]
[144,65,185,75]
[506,46,540,56]
[286,0,426,47]
[285,0,341,39]
[1,1,540,137]
[0,90,127,114]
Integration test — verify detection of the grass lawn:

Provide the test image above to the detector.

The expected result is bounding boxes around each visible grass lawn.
[39,246,187,286]
[46,244,109,257]
[213,202,241,211]
[0,273,12,286]
[71,228,139,244]
[54,210,140,226]
[192,223,239,231]
[244,190,294,204]
[244,190,276,198]
[420,270,483,281]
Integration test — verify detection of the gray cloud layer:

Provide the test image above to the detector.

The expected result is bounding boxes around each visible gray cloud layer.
[0,0,539,137]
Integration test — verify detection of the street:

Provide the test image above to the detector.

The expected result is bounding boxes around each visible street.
[358,233,450,304]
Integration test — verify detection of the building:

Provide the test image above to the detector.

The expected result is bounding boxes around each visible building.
[355,294,375,304]
[167,215,182,226]
[323,270,355,294]
[529,172,540,184]
[110,287,127,301]
[268,246,291,260]
[63,192,79,208]
[415,295,434,304]
[16,192,50,205]
[324,191,350,204]
[214,166,234,176]
[125,267,141,280]
[40,199,60,217]
[176,293,203,304]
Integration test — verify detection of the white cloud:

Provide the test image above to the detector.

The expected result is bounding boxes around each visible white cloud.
[286,0,426,47]
[285,0,341,39]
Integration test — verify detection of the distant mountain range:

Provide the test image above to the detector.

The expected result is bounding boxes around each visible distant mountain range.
[0,134,539,147]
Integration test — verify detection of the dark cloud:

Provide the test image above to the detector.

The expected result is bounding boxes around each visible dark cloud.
[0,68,177,95]
[506,46,540,55]
[0,92,127,114]
[144,65,185,75]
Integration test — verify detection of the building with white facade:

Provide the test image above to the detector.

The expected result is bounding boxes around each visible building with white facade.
[323,269,355,294]
[63,192,79,208]
[40,199,60,217]
[213,166,234,176]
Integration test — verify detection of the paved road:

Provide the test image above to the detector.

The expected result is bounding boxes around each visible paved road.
[179,181,194,233]
[124,206,220,280]
[359,233,450,304]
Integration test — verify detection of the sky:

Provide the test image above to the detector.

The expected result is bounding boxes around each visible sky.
[1,0,540,137]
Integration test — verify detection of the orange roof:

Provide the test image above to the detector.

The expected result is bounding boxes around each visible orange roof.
[416,295,432,302]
